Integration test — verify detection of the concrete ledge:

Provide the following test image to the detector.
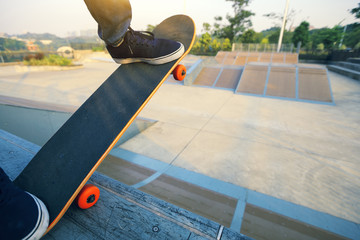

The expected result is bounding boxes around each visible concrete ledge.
[0,97,156,147]
[331,61,360,72]
[0,62,22,67]
[0,129,251,240]
[327,65,360,81]
[0,95,77,113]
[347,58,360,64]
[109,148,360,240]
[14,64,83,72]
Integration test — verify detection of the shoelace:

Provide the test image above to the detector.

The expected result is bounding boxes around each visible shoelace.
[126,27,155,54]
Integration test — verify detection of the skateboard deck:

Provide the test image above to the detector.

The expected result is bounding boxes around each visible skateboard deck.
[14,14,195,234]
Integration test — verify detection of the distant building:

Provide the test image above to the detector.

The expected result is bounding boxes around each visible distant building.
[67,31,78,38]
[39,40,53,45]
[26,41,39,52]
[80,29,97,37]
[10,36,22,41]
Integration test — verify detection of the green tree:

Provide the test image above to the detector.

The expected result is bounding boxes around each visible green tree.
[240,29,256,43]
[210,38,221,52]
[355,42,360,50]
[343,23,360,49]
[292,21,310,47]
[268,29,280,43]
[212,16,223,37]
[213,0,254,42]
[310,27,342,51]
[191,41,201,55]
[268,29,293,44]
[222,38,232,51]
[192,33,230,55]
[199,33,212,48]
[0,38,26,51]
[350,2,360,19]
[261,38,269,45]
[316,43,324,51]
[202,23,211,33]
[192,32,213,54]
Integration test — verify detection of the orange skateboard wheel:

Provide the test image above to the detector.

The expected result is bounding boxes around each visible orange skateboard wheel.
[75,184,100,209]
[173,64,186,81]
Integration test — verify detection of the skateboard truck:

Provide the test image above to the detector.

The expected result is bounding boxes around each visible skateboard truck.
[173,64,186,81]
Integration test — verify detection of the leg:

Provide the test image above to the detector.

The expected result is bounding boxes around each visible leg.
[84,0,184,65]
[0,167,49,239]
[84,0,132,46]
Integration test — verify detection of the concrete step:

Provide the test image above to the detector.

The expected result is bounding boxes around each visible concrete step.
[327,64,360,81]
[332,61,360,72]
[0,95,155,147]
[0,129,250,240]
[347,58,360,64]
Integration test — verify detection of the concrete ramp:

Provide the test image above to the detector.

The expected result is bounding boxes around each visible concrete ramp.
[236,63,334,104]
[298,68,333,102]
[193,66,243,91]
[246,53,260,65]
[191,55,331,104]
[223,52,238,65]
[266,66,296,98]
[285,53,299,64]
[193,67,221,87]
[236,65,268,95]
[215,68,243,89]
[215,51,299,66]
[234,52,248,65]
[259,53,272,63]
[215,51,227,64]
[272,53,285,63]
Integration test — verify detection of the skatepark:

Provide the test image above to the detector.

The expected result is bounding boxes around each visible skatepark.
[0,51,360,239]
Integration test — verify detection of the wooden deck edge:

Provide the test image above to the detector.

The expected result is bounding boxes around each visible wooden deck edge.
[0,129,251,240]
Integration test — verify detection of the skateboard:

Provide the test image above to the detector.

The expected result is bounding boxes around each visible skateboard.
[14,14,195,235]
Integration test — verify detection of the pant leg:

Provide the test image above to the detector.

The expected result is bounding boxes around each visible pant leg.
[84,0,132,46]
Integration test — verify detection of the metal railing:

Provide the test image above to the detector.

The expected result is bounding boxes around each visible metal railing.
[232,43,296,53]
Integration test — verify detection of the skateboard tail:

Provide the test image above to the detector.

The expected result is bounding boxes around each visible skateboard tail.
[45,17,196,234]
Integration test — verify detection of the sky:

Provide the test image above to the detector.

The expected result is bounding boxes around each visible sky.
[0,0,358,37]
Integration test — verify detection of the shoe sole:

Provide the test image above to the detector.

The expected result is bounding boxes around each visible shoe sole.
[113,42,185,65]
[23,193,49,240]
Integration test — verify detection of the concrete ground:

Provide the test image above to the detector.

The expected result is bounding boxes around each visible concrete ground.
[0,61,117,107]
[0,57,359,226]
[120,71,360,225]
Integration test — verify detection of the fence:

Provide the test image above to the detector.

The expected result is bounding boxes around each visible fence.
[232,43,296,53]
[0,50,74,63]
[0,51,58,63]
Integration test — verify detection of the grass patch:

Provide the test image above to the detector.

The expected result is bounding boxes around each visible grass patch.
[92,45,105,52]
[24,54,73,66]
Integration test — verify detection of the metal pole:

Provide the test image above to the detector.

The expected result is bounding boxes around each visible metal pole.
[339,25,347,48]
[277,0,290,52]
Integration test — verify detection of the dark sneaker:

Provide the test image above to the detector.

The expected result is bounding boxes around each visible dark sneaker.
[107,27,185,65]
[0,168,49,240]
